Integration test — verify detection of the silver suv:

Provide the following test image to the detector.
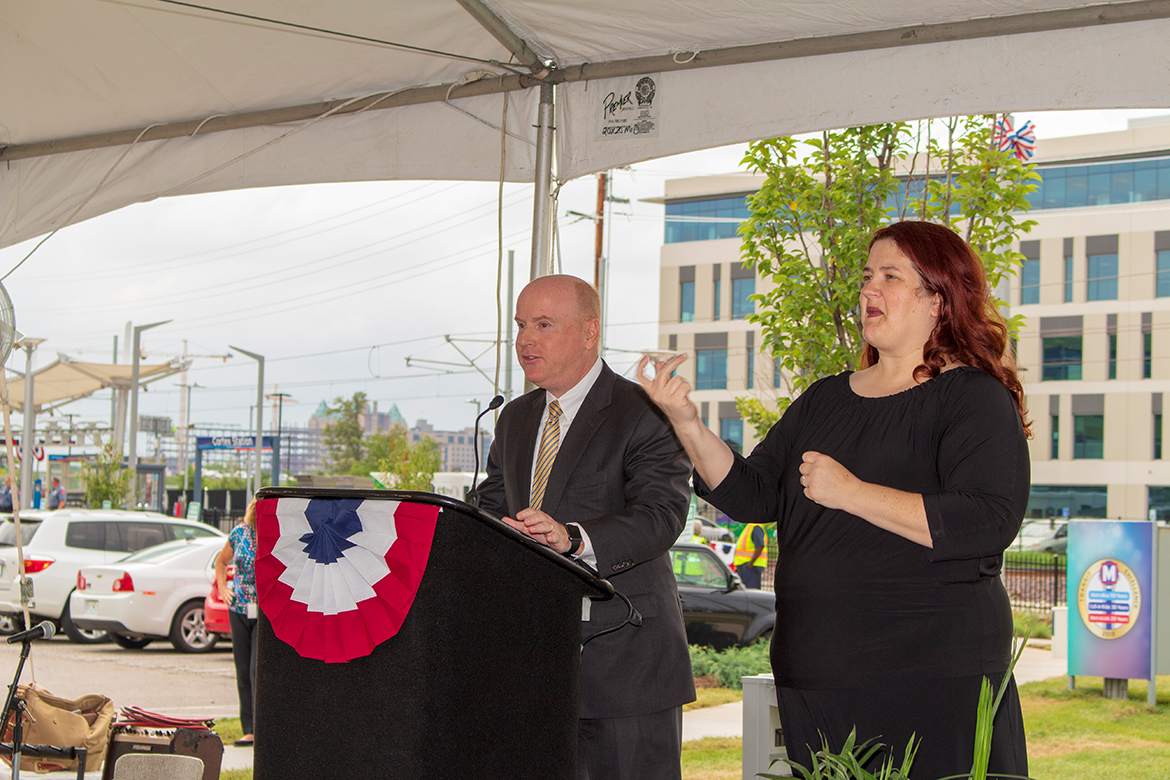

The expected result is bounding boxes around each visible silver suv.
[0,509,224,643]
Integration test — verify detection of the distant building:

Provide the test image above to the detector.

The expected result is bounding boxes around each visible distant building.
[410,420,491,473]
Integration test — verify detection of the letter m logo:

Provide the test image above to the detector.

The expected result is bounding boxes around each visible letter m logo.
[1100,561,1119,586]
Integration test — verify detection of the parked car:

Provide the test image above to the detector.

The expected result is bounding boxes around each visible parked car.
[70,536,229,652]
[204,564,233,636]
[670,542,775,650]
[0,509,225,643]
[676,517,737,566]
[1012,520,1067,555]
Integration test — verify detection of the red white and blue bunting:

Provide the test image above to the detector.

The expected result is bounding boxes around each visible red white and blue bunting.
[255,496,439,663]
[993,117,1036,160]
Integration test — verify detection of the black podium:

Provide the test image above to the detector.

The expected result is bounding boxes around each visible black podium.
[251,488,613,780]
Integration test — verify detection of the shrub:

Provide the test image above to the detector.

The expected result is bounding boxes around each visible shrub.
[690,639,771,690]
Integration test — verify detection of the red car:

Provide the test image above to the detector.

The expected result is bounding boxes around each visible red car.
[203,565,233,635]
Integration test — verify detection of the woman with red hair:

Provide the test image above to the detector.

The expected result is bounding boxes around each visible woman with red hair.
[640,221,1030,779]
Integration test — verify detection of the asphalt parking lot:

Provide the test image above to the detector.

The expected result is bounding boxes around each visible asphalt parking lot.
[0,634,240,721]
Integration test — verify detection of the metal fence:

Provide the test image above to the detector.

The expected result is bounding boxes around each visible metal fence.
[1003,555,1066,613]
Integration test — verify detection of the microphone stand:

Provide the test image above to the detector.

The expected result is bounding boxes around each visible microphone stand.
[468,395,504,507]
[0,638,87,780]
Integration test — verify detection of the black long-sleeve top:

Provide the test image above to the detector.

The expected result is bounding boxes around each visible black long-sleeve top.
[697,367,1030,688]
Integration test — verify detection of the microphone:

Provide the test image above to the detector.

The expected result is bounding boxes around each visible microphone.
[7,620,56,645]
[469,395,504,507]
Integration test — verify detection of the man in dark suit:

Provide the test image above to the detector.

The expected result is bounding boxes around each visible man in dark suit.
[475,274,694,780]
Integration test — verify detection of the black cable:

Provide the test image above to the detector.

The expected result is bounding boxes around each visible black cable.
[580,590,642,648]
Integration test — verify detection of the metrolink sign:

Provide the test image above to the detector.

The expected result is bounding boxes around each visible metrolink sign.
[196,436,272,451]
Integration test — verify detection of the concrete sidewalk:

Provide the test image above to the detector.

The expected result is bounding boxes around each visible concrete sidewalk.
[38,647,1069,776]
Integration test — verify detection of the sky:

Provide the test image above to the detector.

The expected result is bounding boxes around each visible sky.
[0,108,1167,455]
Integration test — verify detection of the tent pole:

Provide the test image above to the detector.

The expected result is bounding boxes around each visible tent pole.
[529,83,555,281]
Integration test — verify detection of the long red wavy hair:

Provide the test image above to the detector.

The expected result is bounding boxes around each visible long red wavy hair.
[862,221,1032,438]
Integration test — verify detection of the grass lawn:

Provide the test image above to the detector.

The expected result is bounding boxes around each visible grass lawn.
[208,676,1170,779]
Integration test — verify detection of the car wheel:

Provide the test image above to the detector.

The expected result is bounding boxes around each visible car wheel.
[60,602,109,644]
[170,601,218,653]
[111,633,153,650]
[0,614,24,636]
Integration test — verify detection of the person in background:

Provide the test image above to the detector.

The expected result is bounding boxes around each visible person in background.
[215,500,258,748]
[639,221,1030,779]
[691,518,706,545]
[732,522,768,589]
[47,477,66,510]
[0,478,12,512]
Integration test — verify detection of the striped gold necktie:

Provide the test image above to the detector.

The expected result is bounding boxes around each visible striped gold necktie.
[530,400,562,511]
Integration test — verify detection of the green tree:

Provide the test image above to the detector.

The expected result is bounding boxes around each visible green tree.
[80,436,133,509]
[356,427,441,491]
[737,115,1038,439]
[322,391,367,474]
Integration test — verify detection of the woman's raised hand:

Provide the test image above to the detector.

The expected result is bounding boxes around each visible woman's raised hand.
[637,353,698,428]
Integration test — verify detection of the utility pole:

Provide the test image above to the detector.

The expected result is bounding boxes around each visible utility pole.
[594,171,606,289]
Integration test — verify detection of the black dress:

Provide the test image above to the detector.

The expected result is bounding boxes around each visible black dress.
[697,367,1030,779]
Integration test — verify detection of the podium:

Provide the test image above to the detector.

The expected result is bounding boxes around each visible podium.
[251,488,613,780]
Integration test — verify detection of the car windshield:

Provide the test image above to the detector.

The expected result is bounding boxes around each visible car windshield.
[121,540,202,564]
[0,520,40,547]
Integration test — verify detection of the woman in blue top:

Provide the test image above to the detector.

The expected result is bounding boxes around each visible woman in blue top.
[215,500,258,748]
[639,221,1031,779]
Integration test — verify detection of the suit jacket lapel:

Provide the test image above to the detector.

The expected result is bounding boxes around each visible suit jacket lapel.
[539,363,616,517]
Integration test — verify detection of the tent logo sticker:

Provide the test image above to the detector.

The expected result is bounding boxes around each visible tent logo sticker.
[1077,558,1141,639]
[597,75,659,140]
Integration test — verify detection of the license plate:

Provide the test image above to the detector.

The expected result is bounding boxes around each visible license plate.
[85,600,98,615]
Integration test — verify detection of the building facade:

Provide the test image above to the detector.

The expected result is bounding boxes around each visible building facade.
[658,116,1170,521]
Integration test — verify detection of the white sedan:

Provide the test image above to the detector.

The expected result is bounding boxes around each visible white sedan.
[69,536,228,653]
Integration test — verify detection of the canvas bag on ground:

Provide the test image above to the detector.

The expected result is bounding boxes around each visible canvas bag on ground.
[2,685,114,772]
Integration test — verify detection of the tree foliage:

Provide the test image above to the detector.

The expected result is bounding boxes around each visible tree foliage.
[80,436,133,509]
[322,391,367,474]
[356,427,441,491]
[737,115,1038,439]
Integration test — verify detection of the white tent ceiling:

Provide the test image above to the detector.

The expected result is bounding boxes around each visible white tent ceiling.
[3,0,1169,249]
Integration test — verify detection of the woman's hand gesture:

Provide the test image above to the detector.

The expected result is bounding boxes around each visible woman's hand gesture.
[637,353,698,428]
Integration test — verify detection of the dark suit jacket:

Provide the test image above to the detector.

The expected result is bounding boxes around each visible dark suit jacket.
[476,362,696,719]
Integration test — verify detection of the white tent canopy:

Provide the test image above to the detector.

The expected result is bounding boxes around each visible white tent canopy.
[3,0,1170,250]
[4,356,189,414]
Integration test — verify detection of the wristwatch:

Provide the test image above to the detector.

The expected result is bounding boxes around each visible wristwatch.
[564,524,583,558]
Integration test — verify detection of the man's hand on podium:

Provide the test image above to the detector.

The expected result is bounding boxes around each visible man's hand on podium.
[502,508,572,555]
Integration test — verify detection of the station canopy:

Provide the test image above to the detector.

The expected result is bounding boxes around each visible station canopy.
[3,356,190,414]
[3,1,1170,249]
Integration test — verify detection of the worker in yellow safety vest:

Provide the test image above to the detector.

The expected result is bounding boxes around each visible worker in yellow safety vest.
[733,522,768,589]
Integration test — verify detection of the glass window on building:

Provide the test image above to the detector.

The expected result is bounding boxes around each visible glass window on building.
[1155,413,1163,460]
[1028,156,1170,210]
[1157,250,1170,298]
[732,278,755,319]
[1073,414,1104,459]
[1042,316,1082,381]
[1042,336,1082,380]
[1020,259,1040,305]
[720,418,743,454]
[1050,414,1059,459]
[1027,485,1107,520]
[712,265,722,321]
[1143,313,1153,379]
[1148,486,1170,522]
[664,195,752,243]
[746,351,754,390]
[1019,241,1040,305]
[1063,255,1074,302]
[1086,253,1118,301]
[695,349,727,390]
[679,265,695,323]
[1109,334,1118,379]
[774,356,782,388]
